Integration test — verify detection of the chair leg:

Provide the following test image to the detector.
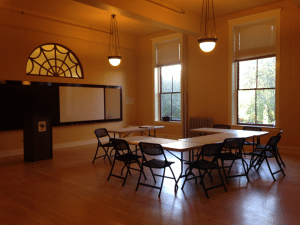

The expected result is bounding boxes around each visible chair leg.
[221,160,229,184]
[265,158,276,181]
[241,158,250,182]
[136,165,144,191]
[181,167,192,190]
[136,160,147,180]
[274,155,286,176]
[217,166,227,192]
[198,170,209,198]
[277,152,286,167]
[158,168,166,197]
[228,159,235,174]
[168,166,178,191]
[122,162,131,186]
[92,145,100,163]
[107,157,117,181]
[104,147,112,164]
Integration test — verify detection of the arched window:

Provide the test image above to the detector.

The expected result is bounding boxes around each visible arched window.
[26,44,83,79]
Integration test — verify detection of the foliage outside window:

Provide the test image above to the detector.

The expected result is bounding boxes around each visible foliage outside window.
[26,44,83,79]
[237,56,275,125]
[156,64,181,121]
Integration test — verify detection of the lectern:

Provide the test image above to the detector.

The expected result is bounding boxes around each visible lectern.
[24,116,53,162]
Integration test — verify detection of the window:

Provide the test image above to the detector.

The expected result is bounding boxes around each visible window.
[237,56,276,125]
[26,43,83,79]
[153,36,181,122]
[156,64,181,121]
[230,12,279,126]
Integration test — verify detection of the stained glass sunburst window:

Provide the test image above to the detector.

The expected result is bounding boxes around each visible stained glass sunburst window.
[26,44,83,79]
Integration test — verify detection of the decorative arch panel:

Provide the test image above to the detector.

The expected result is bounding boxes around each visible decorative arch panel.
[26,44,83,79]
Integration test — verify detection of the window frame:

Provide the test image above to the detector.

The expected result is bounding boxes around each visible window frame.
[236,54,276,126]
[156,63,181,122]
[228,9,280,128]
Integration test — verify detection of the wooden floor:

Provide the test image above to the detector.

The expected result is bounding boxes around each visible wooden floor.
[0,144,299,225]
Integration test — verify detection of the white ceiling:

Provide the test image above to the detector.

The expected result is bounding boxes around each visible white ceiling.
[0,0,297,36]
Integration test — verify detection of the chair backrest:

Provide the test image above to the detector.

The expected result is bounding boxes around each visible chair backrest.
[243,126,262,131]
[94,128,110,139]
[223,138,245,152]
[264,135,281,152]
[199,143,223,158]
[139,142,164,156]
[277,130,283,136]
[213,124,231,129]
[110,138,132,154]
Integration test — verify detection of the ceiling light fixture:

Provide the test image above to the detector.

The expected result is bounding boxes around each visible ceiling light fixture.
[198,0,217,52]
[108,14,122,66]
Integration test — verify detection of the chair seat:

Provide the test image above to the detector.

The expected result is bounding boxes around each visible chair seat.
[244,141,258,146]
[102,142,114,147]
[252,150,275,158]
[256,144,266,149]
[143,159,174,168]
[115,153,141,162]
[186,159,218,170]
[218,152,242,161]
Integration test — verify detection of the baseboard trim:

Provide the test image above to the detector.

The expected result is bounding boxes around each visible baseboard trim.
[0,139,97,158]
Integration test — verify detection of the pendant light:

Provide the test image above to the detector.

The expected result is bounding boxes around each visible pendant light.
[198,0,217,52]
[108,14,122,66]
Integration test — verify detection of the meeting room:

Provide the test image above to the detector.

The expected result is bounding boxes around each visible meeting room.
[0,0,300,224]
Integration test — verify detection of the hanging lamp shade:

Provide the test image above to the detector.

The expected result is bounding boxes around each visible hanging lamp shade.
[108,14,122,66]
[198,0,217,52]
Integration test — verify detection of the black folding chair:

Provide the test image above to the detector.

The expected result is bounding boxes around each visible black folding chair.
[213,124,231,129]
[136,142,177,197]
[243,126,262,151]
[182,143,227,198]
[248,135,285,181]
[255,130,285,167]
[108,138,146,186]
[218,138,250,184]
[93,128,114,164]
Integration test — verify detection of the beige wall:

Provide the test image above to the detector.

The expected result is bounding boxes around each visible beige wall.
[0,8,139,153]
[137,0,300,149]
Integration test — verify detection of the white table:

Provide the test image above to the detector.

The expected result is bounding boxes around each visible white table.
[108,125,164,138]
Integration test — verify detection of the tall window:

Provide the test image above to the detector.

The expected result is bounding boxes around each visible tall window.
[237,56,275,125]
[154,37,181,122]
[233,17,277,126]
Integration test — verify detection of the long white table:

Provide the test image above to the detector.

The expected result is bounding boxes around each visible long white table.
[108,125,164,138]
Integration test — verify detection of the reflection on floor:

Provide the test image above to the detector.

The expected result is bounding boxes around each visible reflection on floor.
[0,143,299,225]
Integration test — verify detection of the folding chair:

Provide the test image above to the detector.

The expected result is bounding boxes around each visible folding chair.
[182,143,227,198]
[248,135,285,181]
[136,142,177,197]
[93,128,114,164]
[243,126,262,152]
[218,138,250,184]
[108,138,145,186]
[255,130,285,167]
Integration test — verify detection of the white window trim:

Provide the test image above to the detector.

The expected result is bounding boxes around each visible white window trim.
[151,33,188,136]
[228,9,281,127]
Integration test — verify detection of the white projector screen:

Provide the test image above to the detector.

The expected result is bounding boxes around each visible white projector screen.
[59,86,105,123]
